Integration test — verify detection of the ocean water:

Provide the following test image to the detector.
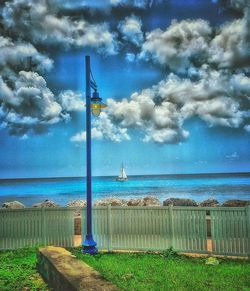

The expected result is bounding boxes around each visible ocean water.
[0,173,249,207]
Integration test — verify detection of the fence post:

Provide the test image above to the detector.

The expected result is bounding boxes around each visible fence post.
[246,205,250,258]
[169,204,174,249]
[107,205,112,251]
[42,208,46,245]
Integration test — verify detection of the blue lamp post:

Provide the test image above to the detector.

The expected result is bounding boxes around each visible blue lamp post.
[82,55,107,255]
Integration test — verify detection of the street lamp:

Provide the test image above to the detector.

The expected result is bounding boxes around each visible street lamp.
[82,55,107,255]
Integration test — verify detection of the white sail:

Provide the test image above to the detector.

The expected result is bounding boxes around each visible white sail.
[117,164,128,181]
[121,167,127,179]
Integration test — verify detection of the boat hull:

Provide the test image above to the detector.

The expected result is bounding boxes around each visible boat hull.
[116,178,128,182]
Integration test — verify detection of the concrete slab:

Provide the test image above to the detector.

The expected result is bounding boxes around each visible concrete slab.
[37,246,117,291]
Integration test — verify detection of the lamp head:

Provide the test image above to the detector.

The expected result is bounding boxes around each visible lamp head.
[91,90,107,117]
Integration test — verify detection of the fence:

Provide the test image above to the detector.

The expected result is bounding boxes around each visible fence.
[210,208,249,256]
[83,206,250,257]
[0,206,249,257]
[0,208,74,250]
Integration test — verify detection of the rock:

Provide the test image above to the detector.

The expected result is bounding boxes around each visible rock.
[163,198,198,207]
[199,199,220,207]
[127,196,161,206]
[32,199,59,208]
[2,201,25,209]
[205,257,219,266]
[67,200,86,208]
[127,199,144,206]
[222,200,250,207]
[143,196,161,206]
[94,197,127,207]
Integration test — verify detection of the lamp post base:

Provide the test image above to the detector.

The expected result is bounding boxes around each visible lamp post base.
[82,234,98,255]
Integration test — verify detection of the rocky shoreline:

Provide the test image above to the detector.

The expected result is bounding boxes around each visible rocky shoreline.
[1,197,250,209]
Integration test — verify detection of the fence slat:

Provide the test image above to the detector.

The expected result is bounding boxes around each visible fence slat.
[210,208,247,256]
[0,208,75,250]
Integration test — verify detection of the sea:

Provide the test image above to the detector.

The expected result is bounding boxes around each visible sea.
[0,173,249,207]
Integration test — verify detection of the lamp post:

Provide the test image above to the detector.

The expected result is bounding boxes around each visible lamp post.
[82,55,107,255]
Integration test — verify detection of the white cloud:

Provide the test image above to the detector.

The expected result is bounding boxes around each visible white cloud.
[110,0,162,7]
[125,53,136,62]
[182,97,243,128]
[226,152,239,159]
[209,9,250,68]
[71,131,86,142]
[222,0,249,12]
[71,112,130,143]
[2,0,118,55]
[0,36,53,72]
[93,112,131,142]
[0,71,66,135]
[140,9,250,71]
[0,29,89,136]
[98,67,250,144]
[244,124,250,132]
[140,19,212,73]
[110,0,148,7]
[118,15,144,46]
[58,91,85,111]
[71,130,104,142]
[105,83,189,143]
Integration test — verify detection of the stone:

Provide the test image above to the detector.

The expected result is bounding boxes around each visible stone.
[127,196,160,206]
[205,257,219,265]
[222,200,250,207]
[127,199,144,206]
[163,198,198,207]
[37,246,117,291]
[94,197,127,206]
[67,200,86,208]
[199,199,220,207]
[2,201,25,209]
[32,199,59,208]
[143,196,161,206]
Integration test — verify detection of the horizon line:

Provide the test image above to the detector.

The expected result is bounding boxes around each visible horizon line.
[0,171,250,181]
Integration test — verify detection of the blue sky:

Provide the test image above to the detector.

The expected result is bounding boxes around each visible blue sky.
[0,0,249,178]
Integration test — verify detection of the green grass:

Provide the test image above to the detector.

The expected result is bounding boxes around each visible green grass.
[0,247,249,291]
[70,248,250,291]
[0,248,48,291]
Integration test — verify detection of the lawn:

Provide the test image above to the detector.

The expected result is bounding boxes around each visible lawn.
[0,248,48,291]
[0,247,249,291]
[70,248,250,291]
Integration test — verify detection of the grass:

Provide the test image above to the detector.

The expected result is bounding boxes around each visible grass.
[0,248,48,291]
[70,248,250,291]
[0,247,249,290]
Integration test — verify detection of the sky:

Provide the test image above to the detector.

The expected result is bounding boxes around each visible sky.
[0,0,250,178]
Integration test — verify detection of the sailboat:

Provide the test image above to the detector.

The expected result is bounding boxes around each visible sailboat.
[116,164,128,182]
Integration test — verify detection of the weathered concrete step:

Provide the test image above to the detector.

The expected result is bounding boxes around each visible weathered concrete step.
[37,246,117,291]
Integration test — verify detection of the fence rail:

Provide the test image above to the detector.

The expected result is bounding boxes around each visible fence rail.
[0,206,249,257]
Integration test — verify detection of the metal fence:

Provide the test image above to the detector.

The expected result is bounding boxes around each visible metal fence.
[0,206,249,257]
